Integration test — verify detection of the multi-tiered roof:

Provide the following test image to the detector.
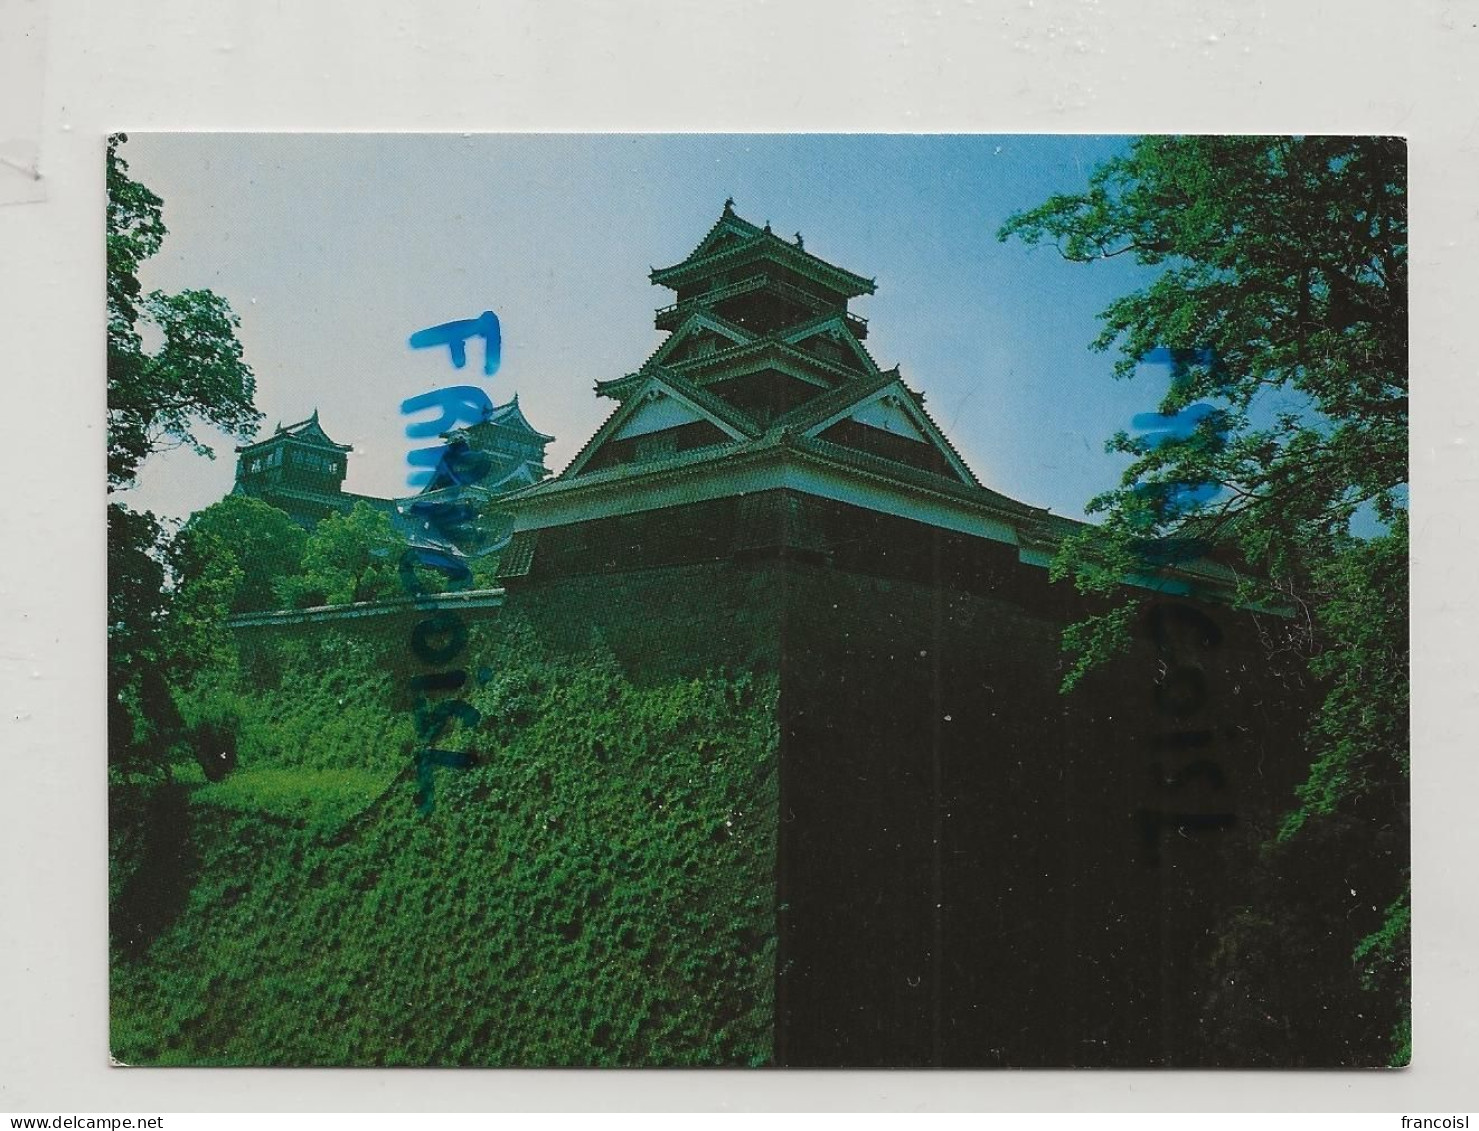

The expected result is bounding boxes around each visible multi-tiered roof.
[494,203,1239,599]
[232,410,358,528]
[576,202,988,487]
[504,204,1036,525]
[405,394,556,556]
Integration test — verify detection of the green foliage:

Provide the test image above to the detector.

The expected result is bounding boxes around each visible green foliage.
[193,767,393,829]
[1047,524,1143,692]
[1001,133,1406,593]
[109,780,164,911]
[177,496,308,613]
[276,502,401,608]
[112,620,780,1066]
[175,688,247,784]
[1002,139,1408,703]
[469,552,503,590]
[1000,135,1409,1062]
[1055,603,1134,694]
[106,135,166,354]
[108,503,181,778]
[999,133,1405,597]
[107,134,262,492]
[165,527,243,687]
[1388,1013,1412,1069]
[177,632,414,778]
[1280,511,1409,840]
[107,134,261,778]
[1353,885,1411,1066]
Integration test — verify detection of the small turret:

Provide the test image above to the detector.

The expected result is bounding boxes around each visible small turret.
[232,411,353,527]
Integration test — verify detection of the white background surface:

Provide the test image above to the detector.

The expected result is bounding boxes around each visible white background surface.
[1,0,1474,1113]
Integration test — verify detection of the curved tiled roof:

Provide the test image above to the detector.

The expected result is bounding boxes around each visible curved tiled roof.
[780,311,881,375]
[236,409,352,453]
[645,367,766,439]
[634,307,758,373]
[764,369,899,436]
[481,395,555,442]
[650,205,875,297]
[669,336,874,389]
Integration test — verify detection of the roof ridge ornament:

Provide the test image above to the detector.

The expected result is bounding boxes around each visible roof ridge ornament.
[723,196,735,213]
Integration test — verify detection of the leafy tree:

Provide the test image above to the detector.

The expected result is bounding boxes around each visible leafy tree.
[107,133,262,492]
[278,502,401,608]
[998,135,1407,1061]
[107,133,262,777]
[176,495,308,613]
[108,504,180,777]
[166,525,245,683]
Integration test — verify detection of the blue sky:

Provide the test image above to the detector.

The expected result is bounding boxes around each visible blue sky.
[119,133,1179,524]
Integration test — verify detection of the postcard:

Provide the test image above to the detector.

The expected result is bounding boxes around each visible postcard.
[105,133,1408,1068]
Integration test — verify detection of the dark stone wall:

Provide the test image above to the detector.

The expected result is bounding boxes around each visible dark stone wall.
[773,559,1311,1067]
[506,491,1316,1067]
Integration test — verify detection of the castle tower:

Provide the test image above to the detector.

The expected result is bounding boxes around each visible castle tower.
[232,410,353,529]
[496,202,1042,580]
[480,207,1309,1068]
[404,395,555,557]
[443,394,555,494]
[644,200,876,426]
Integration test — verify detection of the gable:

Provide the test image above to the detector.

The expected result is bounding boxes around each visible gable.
[610,393,708,440]
[847,397,930,442]
[485,399,555,442]
[781,317,879,376]
[652,206,876,297]
[684,215,762,263]
[647,311,755,369]
[486,461,544,491]
[580,419,733,475]
[284,419,345,449]
[799,380,980,488]
[705,228,750,255]
[677,341,848,392]
[676,331,728,364]
[562,373,758,479]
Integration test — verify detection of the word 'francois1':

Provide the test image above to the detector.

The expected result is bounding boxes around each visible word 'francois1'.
[398,310,505,813]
